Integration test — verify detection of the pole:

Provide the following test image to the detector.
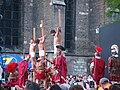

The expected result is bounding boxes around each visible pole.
[40,20,46,56]
[58,9,62,45]
[58,9,61,27]
[40,20,48,89]
[33,27,36,82]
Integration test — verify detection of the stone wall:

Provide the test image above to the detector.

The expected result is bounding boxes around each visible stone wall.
[75,0,105,56]
[21,0,35,52]
[75,0,89,55]
[88,0,105,54]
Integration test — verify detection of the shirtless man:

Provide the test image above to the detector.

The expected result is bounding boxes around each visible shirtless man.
[29,39,36,58]
[35,35,46,59]
[50,27,62,55]
[29,39,36,69]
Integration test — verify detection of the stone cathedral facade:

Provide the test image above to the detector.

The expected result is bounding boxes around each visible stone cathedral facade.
[0,0,105,75]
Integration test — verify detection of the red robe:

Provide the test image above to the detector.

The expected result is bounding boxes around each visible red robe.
[92,57,105,85]
[35,60,46,80]
[53,55,67,84]
[18,60,28,88]
[108,56,120,81]
[4,79,18,88]
[4,71,18,88]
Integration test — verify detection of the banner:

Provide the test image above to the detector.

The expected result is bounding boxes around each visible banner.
[0,54,32,69]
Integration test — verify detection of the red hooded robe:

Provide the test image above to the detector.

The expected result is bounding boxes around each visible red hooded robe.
[18,60,28,88]
[4,62,18,88]
[92,57,105,85]
[53,55,67,84]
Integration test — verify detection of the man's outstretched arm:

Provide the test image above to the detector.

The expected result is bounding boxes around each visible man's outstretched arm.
[56,27,61,36]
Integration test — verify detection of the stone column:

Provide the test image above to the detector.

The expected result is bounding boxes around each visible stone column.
[75,0,89,55]
[22,0,33,52]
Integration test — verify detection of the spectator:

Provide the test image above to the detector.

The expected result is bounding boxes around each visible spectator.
[98,77,112,90]
[109,84,120,90]
[69,77,75,85]
[87,75,96,90]
[60,83,70,90]
[77,76,90,90]
[25,81,40,90]
[69,85,84,90]
[49,84,61,90]
[0,65,3,84]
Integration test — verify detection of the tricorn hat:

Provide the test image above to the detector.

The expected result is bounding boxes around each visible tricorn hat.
[56,45,65,51]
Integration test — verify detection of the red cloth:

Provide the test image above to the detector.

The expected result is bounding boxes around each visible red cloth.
[108,56,120,81]
[35,60,46,80]
[36,71,46,80]
[18,60,28,88]
[53,55,67,84]
[4,80,18,88]
[92,58,105,85]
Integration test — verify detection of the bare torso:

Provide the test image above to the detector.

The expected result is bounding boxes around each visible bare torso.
[38,42,44,51]
[54,32,62,45]
[29,43,36,52]
[38,36,45,51]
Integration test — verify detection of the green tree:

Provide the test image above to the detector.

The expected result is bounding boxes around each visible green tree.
[105,0,120,17]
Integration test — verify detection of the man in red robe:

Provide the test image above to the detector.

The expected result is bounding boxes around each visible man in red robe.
[17,54,31,89]
[90,46,105,85]
[52,45,67,84]
[4,62,18,89]
[108,44,120,81]
[35,59,46,81]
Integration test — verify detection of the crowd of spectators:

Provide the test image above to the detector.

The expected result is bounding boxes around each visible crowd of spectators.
[0,74,120,90]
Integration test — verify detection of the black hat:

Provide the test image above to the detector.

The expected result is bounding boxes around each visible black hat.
[36,58,42,62]
[56,45,65,51]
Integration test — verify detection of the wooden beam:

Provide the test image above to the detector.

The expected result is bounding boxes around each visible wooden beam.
[33,27,36,82]
[33,28,36,41]
[41,20,44,37]
[58,9,61,27]
[40,20,46,57]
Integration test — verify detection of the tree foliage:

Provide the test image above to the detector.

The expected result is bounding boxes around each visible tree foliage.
[105,0,120,17]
